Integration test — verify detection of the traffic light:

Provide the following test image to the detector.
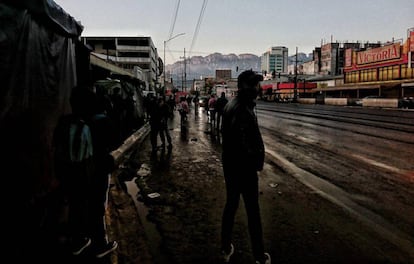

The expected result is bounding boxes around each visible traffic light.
[272,70,276,79]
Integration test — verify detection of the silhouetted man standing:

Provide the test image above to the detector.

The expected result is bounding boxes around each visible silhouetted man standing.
[220,70,271,264]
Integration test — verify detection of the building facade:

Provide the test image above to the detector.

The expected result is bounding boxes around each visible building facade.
[82,36,159,90]
[343,30,414,98]
[215,69,232,80]
[261,46,289,75]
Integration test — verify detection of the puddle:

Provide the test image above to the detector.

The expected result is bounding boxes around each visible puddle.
[125,178,169,264]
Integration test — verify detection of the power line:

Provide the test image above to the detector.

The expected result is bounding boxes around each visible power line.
[189,0,208,57]
[168,0,180,39]
[167,0,181,63]
[188,0,208,82]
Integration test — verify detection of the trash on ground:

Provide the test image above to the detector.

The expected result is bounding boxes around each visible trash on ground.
[147,192,160,199]
[269,183,278,188]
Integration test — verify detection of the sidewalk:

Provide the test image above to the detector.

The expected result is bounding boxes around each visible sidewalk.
[107,122,153,264]
[107,106,224,263]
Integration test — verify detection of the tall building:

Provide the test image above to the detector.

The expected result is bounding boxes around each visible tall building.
[261,46,289,75]
[82,36,159,89]
[314,42,376,76]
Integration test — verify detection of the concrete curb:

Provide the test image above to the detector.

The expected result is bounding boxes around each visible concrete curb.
[111,123,151,165]
[108,122,153,264]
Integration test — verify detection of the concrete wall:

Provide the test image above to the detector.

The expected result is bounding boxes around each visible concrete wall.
[295,97,399,108]
[362,98,399,108]
[325,98,348,106]
[298,98,316,104]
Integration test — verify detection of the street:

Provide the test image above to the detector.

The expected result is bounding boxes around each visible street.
[110,102,414,264]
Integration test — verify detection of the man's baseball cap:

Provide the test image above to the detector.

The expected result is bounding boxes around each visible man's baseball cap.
[237,70,264,89]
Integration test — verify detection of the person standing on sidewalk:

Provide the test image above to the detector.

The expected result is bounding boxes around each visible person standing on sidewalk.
[54,86,118,259]
[215,91,228,133]
[220,70,271,264]
[148,95,162,153]
[158,96,173,150]
[208,93,217,125]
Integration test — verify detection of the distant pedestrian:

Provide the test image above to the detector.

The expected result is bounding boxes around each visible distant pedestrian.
[143,93,155,121]
[167,95,176,115]
[53,85,118,259]
[208,94,216,125]
[215,92,228,132]
[220,70,270,264]
[110,86,126,144]
[158,96,173,150]
[193,94,199,115]
[148,95,162,152]
[178,96,189,126]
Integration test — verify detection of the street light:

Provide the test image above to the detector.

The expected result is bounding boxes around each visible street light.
[163,33,185,93]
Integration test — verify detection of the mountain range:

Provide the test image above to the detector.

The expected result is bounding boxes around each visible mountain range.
[166,52,313,82]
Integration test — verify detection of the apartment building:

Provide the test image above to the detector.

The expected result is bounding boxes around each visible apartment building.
[82,36,159,89]
[261,46,289,75]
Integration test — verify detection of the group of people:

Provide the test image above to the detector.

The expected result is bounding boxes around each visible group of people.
[146,71,271,264]
[53,69,270,263]
[206,92,229,132]
[145,94,174,152]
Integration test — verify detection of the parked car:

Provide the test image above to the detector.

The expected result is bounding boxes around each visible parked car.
[400,97,414,109]
[355,95,383,106]
[355,98,363,106]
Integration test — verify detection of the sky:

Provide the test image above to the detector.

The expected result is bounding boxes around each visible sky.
[55,0,414,65]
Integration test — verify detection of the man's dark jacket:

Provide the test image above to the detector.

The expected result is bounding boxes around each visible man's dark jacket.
[221,96,265,176]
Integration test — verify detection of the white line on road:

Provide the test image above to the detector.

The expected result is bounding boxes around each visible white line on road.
[351,154,403,174]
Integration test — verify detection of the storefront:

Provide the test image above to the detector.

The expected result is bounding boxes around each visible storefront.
[343,28,414,97]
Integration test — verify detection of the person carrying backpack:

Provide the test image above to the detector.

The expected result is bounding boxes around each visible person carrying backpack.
[54,86,118,259]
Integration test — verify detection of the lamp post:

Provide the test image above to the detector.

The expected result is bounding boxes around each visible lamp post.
[163,33,185,94]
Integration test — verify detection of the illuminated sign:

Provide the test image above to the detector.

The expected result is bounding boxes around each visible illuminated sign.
[410,31,414,52]
[357,43,400,65]
[345,49,352,67]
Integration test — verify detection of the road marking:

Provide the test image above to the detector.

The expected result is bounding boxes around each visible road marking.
[351,154,403,174]
[265,148,414,259]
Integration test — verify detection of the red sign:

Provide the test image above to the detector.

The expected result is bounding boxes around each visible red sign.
[357,43,400,65]
[410,31,414,52]
[345,49,352,67]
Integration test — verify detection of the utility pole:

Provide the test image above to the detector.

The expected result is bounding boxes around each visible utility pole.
[163,33,185,94]
[184,48,186,92]
[180,48,187,92]
[294,47,298,102]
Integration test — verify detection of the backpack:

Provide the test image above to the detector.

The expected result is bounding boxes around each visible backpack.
[68,119,93,162]
[54,116,94,166]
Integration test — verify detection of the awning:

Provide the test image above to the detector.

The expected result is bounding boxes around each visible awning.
[311,84,381,92]
[90,54,135,78]
[402,82,414,87]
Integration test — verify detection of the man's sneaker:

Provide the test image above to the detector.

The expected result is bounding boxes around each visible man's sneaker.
[71,237,91,255]
[95,241,118,258]
[221,243,234,263]
[255,252,271,264]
